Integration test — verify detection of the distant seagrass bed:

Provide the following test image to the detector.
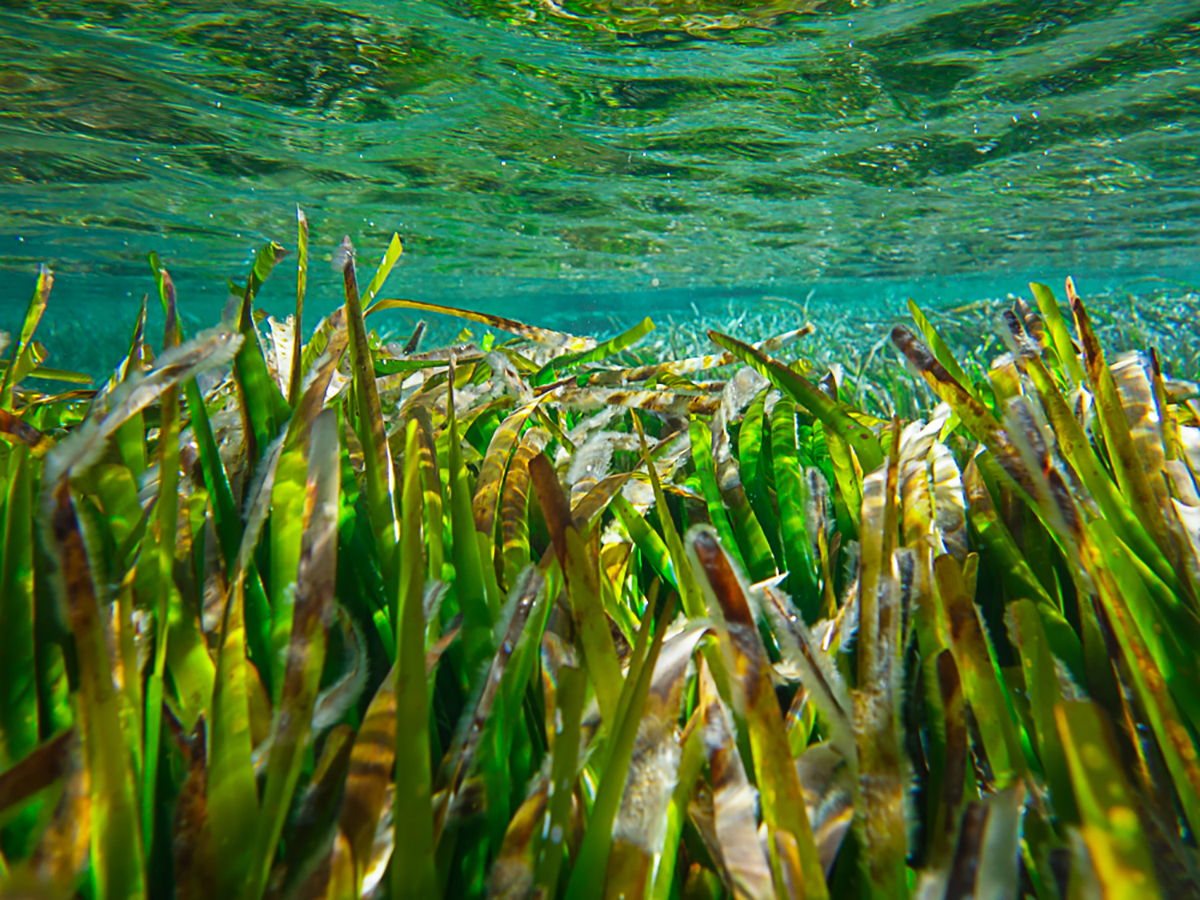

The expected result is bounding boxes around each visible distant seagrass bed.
[1,224,1200,899]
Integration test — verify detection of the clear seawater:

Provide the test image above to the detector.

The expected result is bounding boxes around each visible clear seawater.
[2,0,1200,373]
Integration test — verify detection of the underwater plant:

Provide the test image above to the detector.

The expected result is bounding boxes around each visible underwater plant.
[0,216,1199,900]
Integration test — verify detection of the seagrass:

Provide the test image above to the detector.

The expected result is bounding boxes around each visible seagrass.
[0,223,1198,900]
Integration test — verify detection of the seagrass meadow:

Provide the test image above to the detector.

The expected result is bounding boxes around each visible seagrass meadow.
[2,218,1200,900]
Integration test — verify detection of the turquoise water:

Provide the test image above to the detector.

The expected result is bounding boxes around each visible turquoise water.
[2,0,1200,369]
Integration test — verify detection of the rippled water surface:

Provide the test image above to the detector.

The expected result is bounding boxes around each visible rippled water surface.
[3,0,1200,357]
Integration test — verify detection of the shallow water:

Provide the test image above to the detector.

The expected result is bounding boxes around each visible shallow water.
[2,0,1200,365]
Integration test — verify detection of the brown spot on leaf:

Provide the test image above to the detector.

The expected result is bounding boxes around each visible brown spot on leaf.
[689,529,754,627]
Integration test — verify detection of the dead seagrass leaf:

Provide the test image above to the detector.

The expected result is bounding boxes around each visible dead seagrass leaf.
[437,568,545,829]
[43,326,244,489]
[369,297,593,353]
[690,662,773,900]
[0,728,75,813]
[794,742,854,876]
[687,525,829,900]
[336,665,398,890]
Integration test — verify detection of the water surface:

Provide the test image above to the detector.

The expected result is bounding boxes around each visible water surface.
[3,0,1200,364]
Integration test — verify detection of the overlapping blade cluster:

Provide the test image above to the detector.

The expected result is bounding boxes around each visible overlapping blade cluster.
[1,231,1196,900]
